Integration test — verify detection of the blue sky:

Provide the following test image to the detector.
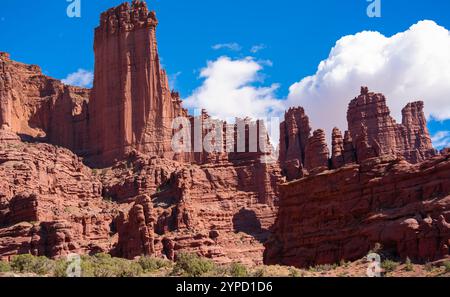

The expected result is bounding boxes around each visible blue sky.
[0,0,449,148]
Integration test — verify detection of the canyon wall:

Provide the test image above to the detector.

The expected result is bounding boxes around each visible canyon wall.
[267,87,448,268]
[265,153,450,267]
[0,52,90,154]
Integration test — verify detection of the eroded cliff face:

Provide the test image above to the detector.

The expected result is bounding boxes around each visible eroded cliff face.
[89,1,187,167]
[0,130,114,260]
[0,52,90,154]
[0,1,282,264]
[265,153,450,268]
[267,87,448,268]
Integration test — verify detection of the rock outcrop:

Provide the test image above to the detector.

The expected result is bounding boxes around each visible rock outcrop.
[268,88,447,268]
[0,52,90,154]
[88,1,187,167]
[346,87,436,164]
[0,130,114,260]
[100,149,281,264]
[279,87,437,179]
[279,107,311,180]
[265,153,450,267]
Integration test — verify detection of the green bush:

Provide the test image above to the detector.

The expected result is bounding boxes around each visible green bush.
[138,256,171,273]
[381,259,399,272]
[10,254,55,275]
[229,263,248,277]
[288,268,301,277]
[53,259,70,277]
[172,253,217,277]
[443,261,450,273]
[0,261,11,273]
[404,257,413,272]
[80,253,143,277]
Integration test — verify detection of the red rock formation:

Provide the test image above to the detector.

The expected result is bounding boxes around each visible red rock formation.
[114,195,156,259]
[347,87,436,163]
[88,1,187,167]
[331,128,345,169]
[265,153,450,268]
[101,150,281,264]
[0,131,114,260]
[304,129,329,173]
[0,52,90,153]
[279,107,311,180]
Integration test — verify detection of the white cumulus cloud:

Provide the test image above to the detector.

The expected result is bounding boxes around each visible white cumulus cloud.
[286,20,450,143]
[62,69,93,88]
[184,56,284,121]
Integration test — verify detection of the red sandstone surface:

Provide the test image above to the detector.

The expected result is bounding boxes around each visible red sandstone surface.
[0,1,449,270]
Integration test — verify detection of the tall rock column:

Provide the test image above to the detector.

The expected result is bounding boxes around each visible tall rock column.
[279,107,311,180]
[89,1,186,167]
[401,101,436,162]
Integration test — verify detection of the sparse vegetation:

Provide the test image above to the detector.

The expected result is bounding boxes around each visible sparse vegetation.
[0,253,448,277]
[381,259,399,272]
[0,261,11,273]
[229,263,248,277]
[443,261,450,273]
[10,254,55,275]
[424,262,434,272]
[171,253,217,277]
[404,257,413,272]
[138,256,171,273]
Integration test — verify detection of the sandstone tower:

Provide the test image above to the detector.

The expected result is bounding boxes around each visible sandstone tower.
[89,1,186,166]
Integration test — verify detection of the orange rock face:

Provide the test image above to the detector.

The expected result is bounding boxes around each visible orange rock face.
[265,154,450,267]
[88,1,187,167]
[0,52,90,153]
[0,130,114,260]
[266,88,448,268]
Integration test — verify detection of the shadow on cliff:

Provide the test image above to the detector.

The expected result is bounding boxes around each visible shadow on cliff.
[232,208,269,244]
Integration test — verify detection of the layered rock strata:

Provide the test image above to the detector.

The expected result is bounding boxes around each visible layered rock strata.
[265,153,450,267]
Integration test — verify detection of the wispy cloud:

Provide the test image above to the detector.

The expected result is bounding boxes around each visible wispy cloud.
[168,71,182,90]
[250,44,266,53]
[431,131,450,149]
[212,43,242,52]
[62,69,93,88]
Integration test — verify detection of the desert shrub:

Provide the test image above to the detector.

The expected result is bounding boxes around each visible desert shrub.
[443,261,450,273]
[53,259,70,277]
[424,262,434,272]
[381,259,398,272]
[0,261,11,273]
[172,253,217,277]
[10,254,55,275]
[79,254,142,277]
[404,257,413,272]
[253,268,265,277]
[288,268,301,277]
[138,256,171,272]
[229,263,248,277]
